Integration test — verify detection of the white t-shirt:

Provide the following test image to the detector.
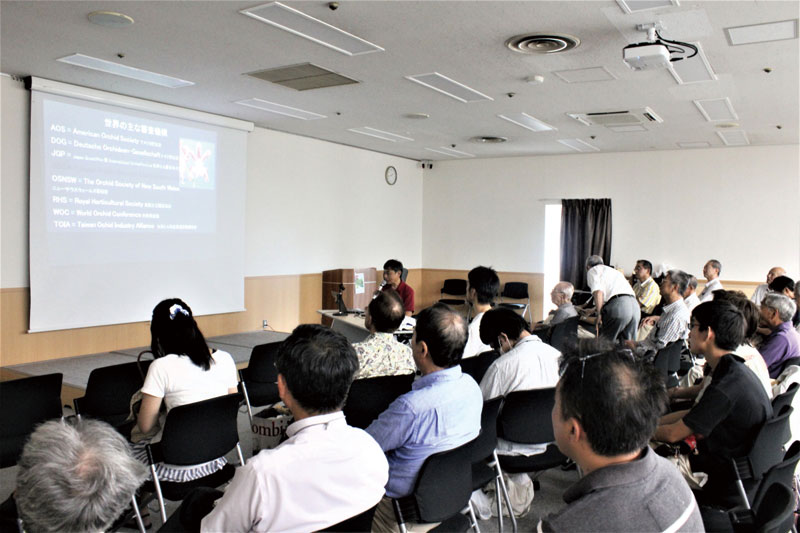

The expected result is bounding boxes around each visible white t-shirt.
[587,265,635,301]
[463,311,492,359]
[142,349,238,411]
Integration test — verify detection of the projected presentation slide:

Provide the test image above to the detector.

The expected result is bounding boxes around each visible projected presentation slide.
[44,99,217,234]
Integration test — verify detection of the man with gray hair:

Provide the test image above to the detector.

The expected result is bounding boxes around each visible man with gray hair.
[699,259,724,303]
[12,419,147,533]
[534,282,578,333]
[625,270,690,357]
[759,293,800,378]
[582,255,640,342]
[684,275,700,312]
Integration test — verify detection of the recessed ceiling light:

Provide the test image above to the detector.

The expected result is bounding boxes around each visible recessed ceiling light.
[425,147,474,158]
[56,54,193,88]
[406,73,492,103]
[506,34,580,54]
[669,43,717,84]
[725,19,798,46]
[677,141,711,148]
[616,0,679,14]
[470,136,507,144]
[235,98,326,120]
[553,67,616,83]
[717,130,749,146]
[716,122,740,129]
[87,11,134,28]
[240,2,384,56]
[498,113,556,132]
[348,127,413,142]
[404,113,430,119]
[694,98,738,122]
[558,139,600,152]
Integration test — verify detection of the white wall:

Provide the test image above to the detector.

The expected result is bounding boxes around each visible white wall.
[0,76,423,288]
[422,146,800,281]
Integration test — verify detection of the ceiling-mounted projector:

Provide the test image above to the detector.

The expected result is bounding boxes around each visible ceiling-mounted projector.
[623,23,697,71]
[623,43,671,71]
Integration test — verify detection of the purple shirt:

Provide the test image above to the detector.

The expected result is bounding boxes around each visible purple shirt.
[365,365,481,498]
[761,321,800,378]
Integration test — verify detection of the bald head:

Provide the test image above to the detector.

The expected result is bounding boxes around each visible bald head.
[767,267,786,285]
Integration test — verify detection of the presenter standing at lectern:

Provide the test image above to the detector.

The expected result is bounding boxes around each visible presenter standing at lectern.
[382,259,414,316]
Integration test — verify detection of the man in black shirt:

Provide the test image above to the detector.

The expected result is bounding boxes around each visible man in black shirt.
[655,300,772,506]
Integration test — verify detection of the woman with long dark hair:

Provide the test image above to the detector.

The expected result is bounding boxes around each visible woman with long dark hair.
[132,298,238,482]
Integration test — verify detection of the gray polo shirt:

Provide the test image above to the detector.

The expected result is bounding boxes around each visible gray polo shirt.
[541,447,702,532]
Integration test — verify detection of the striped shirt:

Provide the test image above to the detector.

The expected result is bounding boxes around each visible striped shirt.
[633,277,661,314]
[638,298,690,354]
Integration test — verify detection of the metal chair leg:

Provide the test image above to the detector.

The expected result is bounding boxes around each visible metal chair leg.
[131,494,146,533]
[467,501,481,533]
[493,451,517,533]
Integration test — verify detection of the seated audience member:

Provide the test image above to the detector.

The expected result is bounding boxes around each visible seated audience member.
[751,266,786,305]
[655,300,772,507]
[353,290,415,379]
[462,266,500,359]
[382,259,414,315]
[698,259,723,303]
[132,298,238,481]
[366,303,482,532]
[536,282,578,330]
[201,325,388,532]
[9,419,147,533]
[759,293,800,378]
[625,270,690,358]
[541,342,702,532]
[633,259,662,315]
[582,255,640,342]
[684,275,700,312]
[769,276,799,327]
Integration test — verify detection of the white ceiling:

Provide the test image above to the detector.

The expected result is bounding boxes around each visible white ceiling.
[1,0,798,161]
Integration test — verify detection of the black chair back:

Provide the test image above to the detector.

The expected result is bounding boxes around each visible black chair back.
[240,342,282,408]
[74,360,152,428]
[156,393,243,466]
[548,316,579,353]
[779,357,800,376]
[754,482,795,533]
[498,388,556,444]
[439,279,468,307]
[343,373,414,429]
[501,282,529,300]
[771,382,798,412]
[752,441,800,511]
[395,438,475,524]
[470,397,503,464]
[736,405,793,483]
[459,350,500,384]
[320,504,378,532]
[0,373,63,467]
[653,340,683,386]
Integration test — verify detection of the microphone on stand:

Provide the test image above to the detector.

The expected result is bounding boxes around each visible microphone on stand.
[374,280,387,299]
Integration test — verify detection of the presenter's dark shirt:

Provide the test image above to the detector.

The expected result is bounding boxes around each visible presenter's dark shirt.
[384,281,414,313]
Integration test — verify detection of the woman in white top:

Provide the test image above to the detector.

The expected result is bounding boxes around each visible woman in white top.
[133,298,238,482]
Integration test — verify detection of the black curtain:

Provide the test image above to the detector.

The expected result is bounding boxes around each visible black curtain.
[559,199,612,290]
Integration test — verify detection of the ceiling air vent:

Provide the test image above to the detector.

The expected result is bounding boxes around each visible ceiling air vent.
[246,63,358,91]
[567,107,663,127]
[506,34,580,54]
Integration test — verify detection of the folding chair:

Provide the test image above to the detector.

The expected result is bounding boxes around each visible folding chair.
[470,397,516,533]
[732,405,793,509]
[391,438,480,533]
[729,482,795,533]
[0,373,63,468]
[439,279,468,309]
[143,393,245,523]
[73,360,152,438]
[459,350,500,384]
[496,388,568,491]
[343,373,414,429]
[548,316,579,353]
[751,441,800,512]
[498,283,531,323]
[240,341,282,423]
[653,340,683,388]
[771,382,799,413]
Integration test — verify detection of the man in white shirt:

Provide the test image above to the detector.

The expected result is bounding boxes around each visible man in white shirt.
[698,259,724,303]
[462,266,500,359]
[751,266,786,305]
[199,325,389,532]
[583,255,640,342]
[684,275,701,312]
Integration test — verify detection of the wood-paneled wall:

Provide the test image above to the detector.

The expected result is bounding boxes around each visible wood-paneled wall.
[1,270,758,367]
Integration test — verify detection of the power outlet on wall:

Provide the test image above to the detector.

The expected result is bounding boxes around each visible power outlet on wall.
[262,319,269,329]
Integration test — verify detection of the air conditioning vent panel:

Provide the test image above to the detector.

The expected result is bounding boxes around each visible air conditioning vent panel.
[568,107,663,127]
